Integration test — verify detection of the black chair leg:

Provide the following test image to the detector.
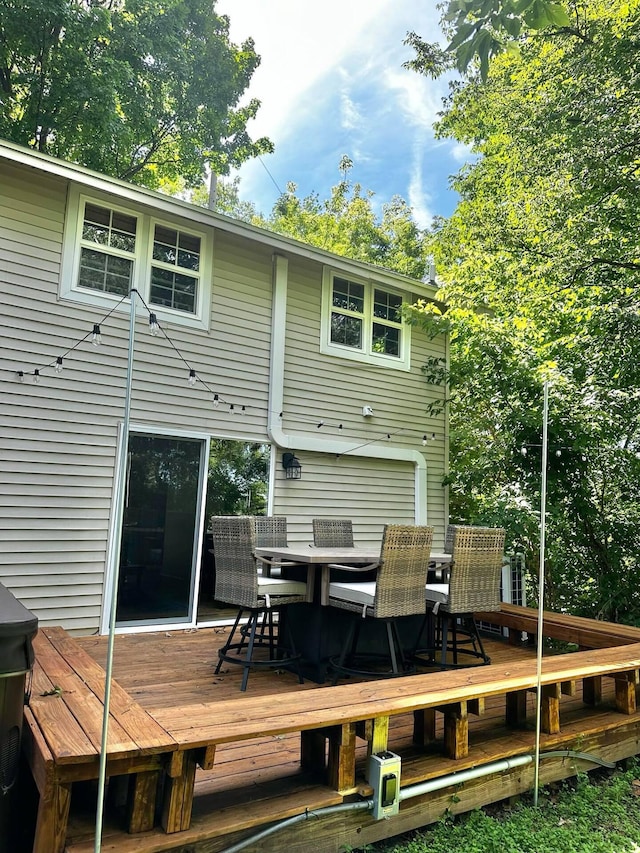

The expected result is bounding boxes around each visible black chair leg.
[216,609,243,674]
[241,612,259,692]
[468,617,491,664]
[440,614,449,670]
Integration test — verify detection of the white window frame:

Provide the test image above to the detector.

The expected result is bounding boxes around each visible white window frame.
[60,185,213,330]
[320,267,411,371]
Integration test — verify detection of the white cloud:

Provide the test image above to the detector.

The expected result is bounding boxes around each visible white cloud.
[213,0,463,220]
[217,0,392,137]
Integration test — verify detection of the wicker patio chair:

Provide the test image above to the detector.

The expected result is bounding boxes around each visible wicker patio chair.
[254,515,303,575]
[327,524,434,682]
[210,515,307,691]
[417,525,506,669]
[312,518,354,548]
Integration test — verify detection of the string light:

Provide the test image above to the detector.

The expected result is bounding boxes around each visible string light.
[317,421,324,429]
[8,290,250,416]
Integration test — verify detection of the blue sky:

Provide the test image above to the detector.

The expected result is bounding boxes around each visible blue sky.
[216,0,470,228]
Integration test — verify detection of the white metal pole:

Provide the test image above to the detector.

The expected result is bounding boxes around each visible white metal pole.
[94,289,138,851]
[533,380,549,806]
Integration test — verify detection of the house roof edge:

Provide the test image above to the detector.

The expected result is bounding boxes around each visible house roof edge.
[0,139,437,297]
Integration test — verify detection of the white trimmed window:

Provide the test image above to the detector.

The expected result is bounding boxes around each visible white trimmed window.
[320,269,410,370]
[61,188,212,329]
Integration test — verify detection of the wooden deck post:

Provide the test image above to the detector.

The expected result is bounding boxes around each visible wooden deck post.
[506,690,528,727]
[326,722,356,792]
[128,770,161,833]
[301,729,327,773]
[541,683,561,734]
[413,708,437,746]
[614,671,637,715]
[443,701,468,759]
[161,749,197,833]
[583,675,602,706]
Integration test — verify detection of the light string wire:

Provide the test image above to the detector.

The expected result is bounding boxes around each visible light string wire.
[8,291,443,438]
[6,293,129,379]
[133,290,238,408]
[272,409,440,449]
[8,289,247,412]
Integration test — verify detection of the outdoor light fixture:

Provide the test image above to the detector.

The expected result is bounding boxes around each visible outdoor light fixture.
[282,452,302,480]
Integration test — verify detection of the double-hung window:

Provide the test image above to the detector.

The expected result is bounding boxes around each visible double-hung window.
[321,269,410,370]
[61,187,211,329]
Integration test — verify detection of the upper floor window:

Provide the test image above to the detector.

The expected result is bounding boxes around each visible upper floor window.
[321,270,410,370]
[61,187,212,329]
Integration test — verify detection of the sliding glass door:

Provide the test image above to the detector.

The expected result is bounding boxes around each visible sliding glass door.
[115,432,207,627]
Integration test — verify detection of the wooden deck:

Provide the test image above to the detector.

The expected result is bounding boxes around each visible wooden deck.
[18,607,640,853]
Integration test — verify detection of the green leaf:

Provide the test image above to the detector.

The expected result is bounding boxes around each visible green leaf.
[501,15,523,37]
[447,22,477,52]
[545,3,571,27]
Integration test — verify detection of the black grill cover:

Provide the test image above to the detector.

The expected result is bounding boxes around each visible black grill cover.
[0,585,37,675]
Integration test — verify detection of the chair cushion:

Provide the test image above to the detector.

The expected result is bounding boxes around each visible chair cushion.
[257,576,307,596]
[425,583,449,606]
[328,581,376,607]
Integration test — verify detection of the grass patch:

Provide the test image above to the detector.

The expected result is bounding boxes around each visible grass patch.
[357,762,640,853]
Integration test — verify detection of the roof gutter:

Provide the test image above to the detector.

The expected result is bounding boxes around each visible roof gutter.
[267,254,427,523]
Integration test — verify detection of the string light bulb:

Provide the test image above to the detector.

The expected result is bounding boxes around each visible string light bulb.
[92,324,102,346]
[213,394,219,407]
[17,371,24,382]
[55,357,63,373]
[229,403,235,412]
[149,313,160,336]
[188,368,197,386]
[33,369,40,384]
[422,435,428,446]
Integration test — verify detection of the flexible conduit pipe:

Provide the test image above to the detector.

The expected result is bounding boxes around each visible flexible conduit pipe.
[218,801,373,853]
[217,749,614,853]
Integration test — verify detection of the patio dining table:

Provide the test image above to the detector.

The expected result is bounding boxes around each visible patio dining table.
[254,543,451,682]
[254,544,452,606]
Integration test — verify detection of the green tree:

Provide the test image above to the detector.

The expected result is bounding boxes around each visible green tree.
[404,0,572,79]
[205,440,269,518]
[406,0,640,620]
[259,158,429,280]
[0,0,272,188]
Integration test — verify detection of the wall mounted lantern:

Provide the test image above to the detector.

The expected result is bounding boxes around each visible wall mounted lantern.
[282,452,302,480]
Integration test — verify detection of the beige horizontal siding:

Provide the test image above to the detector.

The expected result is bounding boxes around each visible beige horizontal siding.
[1,156,448,632]
[275,254,447,544]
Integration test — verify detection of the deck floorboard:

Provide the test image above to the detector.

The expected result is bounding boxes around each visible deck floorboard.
[47,624,638,853]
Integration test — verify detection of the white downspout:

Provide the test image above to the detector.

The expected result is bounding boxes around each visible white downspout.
[267,253,428,523]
